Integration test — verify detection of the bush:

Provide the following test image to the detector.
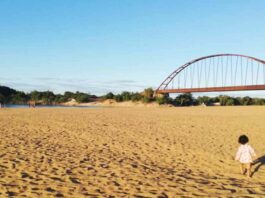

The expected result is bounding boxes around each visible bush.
[0,93,5,103]
[131,93,143,102]
[219,95,229,106]
[155,94,172,105]
[64,91,75,100]
[242,96,253,105]
[142,96,152,103]
[253,98,265,105]
[226,98,236,106]
[156,97,167,105]
[75,94,90,103]
[10,91,28,104]
[174,93,194,106]
[197,96,212,105]
[30,91,41,101]
[143,88,154,99]
[114,94,123,102]
[54,95,68,103]
[121,91,132,101]
[103,92,114,100]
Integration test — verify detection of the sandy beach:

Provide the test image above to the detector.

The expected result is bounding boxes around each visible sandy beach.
[0,106,265,197]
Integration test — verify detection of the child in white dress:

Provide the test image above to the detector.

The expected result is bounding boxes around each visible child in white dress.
[235,135,256,177]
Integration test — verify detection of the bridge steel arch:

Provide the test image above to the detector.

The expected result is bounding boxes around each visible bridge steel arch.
[156,54,265,94]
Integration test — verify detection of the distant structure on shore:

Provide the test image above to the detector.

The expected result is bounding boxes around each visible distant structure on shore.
[28,101,36,108]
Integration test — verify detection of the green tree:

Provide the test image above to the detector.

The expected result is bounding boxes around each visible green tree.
[131,93,143,102]
[174,93,194,106]
[0,86,17,103]
[142,96,152,103]
[241,96,253,105]
[121,91,132,101]
[155,94,172,105]
[226,98,236,106]
[54,94,68,103]
[0,93,4,103]
[253,98,265,105]
[197,96,212,105]
[30,91,41,102]
[45,91,55,104]
[11,91,28,104]
[218,95,230,106]
[143,88,154,99]
[64,91,75,101]
[103,92,115,100]
[114,94,123,102]
[75,92,90,103]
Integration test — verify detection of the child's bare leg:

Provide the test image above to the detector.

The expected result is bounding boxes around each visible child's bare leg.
[240,164,245,175]
[246,163,252,178]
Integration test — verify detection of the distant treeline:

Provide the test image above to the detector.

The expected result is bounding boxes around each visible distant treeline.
[0,85,97,105]
[1,85,265,106]
[102,88,265,106]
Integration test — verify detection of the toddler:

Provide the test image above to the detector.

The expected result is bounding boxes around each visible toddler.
[235,135,256,177]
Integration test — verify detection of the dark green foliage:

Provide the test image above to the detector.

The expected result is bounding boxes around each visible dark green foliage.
[64,91,75,100]
[155,94,172,105]
[102,88,154,103]
[121,91,132,101]
[143,88,154,99]
[111,91,145,103]
[173,93,195,106]
[140,88,155,103]
[42,91,56,104]
[29,91,56,104]
[1,84,265,106]
[241,96,253,105]
[131,93,143,102]
[114,94,123,102]
[54,94,68,103]
[218,95,240,106]
[0,86,17,97]
[74,92,91,103]
[11,91,29,104]
[253,98,265,105]
[103,92,115,100]
[197,96,212,105]
[0,93,5,103]
[0,85,94,105]
[30,90,41,101]
[226,98,236,106]
[219,95,230,106]
[142,96,152,103]
[155,97,166,105]
[102,89,265,107]
[0,86,18,103]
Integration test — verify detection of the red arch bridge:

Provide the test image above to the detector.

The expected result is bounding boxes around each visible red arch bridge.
[156,54,265,94]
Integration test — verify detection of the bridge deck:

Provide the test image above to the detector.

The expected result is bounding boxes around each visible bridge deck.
[156,85,265,94]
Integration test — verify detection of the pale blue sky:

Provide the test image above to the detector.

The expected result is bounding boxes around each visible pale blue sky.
[1,0,265,96]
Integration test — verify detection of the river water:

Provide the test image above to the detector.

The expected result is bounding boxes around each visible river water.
[2,104,99,108]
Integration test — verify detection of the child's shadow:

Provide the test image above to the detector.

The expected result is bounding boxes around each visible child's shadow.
[252,155,265,177]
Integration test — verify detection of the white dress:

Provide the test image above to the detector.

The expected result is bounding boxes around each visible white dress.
[235,144,256,163]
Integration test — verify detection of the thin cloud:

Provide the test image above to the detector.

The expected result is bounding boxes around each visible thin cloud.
[1,77,152,95]
[104,80,138,84]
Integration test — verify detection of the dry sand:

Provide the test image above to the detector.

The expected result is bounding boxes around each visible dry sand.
[0,106,265,197]
[63,99,161,107]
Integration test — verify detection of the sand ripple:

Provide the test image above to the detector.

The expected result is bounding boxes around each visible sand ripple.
[0,107,265,197]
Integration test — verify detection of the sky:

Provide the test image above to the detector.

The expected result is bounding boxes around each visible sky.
[1,0,265,96]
